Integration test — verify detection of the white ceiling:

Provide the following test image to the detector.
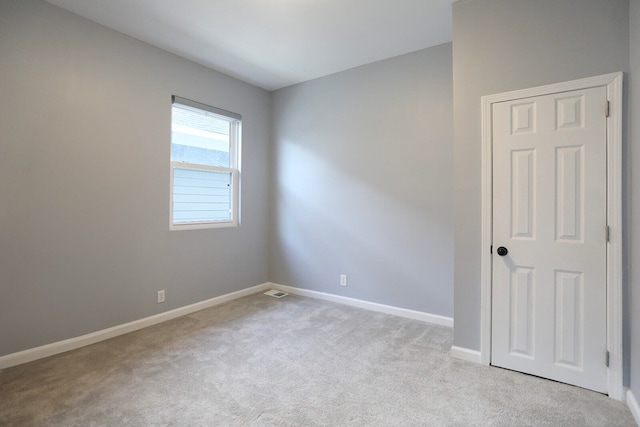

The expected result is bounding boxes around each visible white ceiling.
[44,0,453,91]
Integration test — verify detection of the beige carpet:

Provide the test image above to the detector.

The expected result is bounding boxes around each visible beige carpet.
[0,292,635,426]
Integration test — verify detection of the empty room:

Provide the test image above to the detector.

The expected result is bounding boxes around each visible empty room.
[1,0,639,425]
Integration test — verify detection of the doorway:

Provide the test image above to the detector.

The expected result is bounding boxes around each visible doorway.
[479,72,623,399]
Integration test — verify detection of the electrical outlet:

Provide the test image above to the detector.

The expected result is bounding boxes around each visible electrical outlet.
[340,274,348,287]
[157,290,165,303]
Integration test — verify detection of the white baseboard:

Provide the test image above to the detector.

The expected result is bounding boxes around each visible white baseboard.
[0,283,271,370]
[628,388,640,426]
[450,345,482,364]
[267,283,453,327]
[2,283,453,370]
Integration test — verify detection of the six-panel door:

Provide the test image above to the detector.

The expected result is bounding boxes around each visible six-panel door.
[491,86,608,393]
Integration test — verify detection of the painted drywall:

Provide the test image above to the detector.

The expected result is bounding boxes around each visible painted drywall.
[270,45,454,317]
[0,0,271,356]
[452,0,629,350]
[630,0,640,406]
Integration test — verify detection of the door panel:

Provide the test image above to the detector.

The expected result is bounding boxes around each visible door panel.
[509,267,535,358]
[491,86,607,393]
[556,146,584,242]
[511,149,535,239]
[554,270,583,368]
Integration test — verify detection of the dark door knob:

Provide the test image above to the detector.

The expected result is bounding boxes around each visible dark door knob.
[496,246,508,256]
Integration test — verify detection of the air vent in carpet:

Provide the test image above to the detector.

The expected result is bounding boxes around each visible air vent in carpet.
[264,289,288,298]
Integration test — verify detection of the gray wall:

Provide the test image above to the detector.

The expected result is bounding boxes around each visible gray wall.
[270,45,454,316]
[0,0,271,356]
[452,0,630,351]
[630,0,640,405]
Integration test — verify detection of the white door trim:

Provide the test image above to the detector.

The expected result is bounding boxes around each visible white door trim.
[480,72,624,400]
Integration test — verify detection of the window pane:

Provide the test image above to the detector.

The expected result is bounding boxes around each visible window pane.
[172,167,232,223]
[171,103,231,167]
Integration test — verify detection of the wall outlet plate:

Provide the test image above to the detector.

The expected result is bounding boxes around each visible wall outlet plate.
[340,275,348,287]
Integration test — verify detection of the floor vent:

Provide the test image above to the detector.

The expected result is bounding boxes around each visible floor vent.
[264,289,288,298]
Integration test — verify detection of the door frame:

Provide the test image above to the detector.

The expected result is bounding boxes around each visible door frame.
[479,72,624,400]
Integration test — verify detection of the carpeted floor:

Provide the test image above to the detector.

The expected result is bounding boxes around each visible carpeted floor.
[0,292,636,426]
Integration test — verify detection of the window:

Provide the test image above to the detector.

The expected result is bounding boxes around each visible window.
[170,96,241,230]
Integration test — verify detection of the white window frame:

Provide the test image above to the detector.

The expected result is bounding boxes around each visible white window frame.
[169,96,241,231]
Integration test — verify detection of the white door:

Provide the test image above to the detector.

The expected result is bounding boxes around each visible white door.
[491,86,608,393]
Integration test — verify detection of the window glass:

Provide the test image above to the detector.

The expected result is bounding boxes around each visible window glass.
[171,104,231,167]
